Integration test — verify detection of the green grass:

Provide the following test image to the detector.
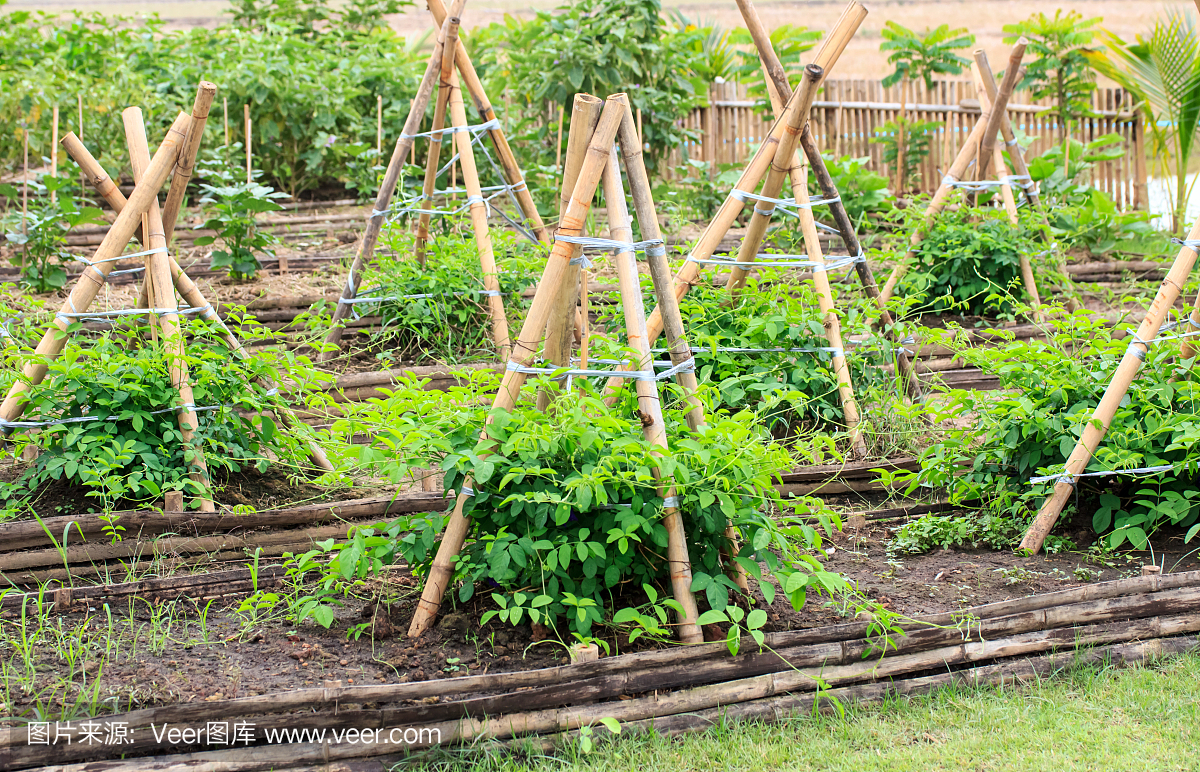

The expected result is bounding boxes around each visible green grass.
[414,652,1200,772]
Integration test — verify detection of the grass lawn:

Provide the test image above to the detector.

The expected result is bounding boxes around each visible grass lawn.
[416,651,1200,771]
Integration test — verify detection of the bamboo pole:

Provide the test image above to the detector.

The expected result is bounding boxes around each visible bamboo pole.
[319,0,465,362]
[425,0,548,244]
[761,72,867,458]
[223,97,229,147]
[61,134,334,473]
[1019,216,1200,554]
[974,39,1027,183]
[448,70,511,360]
[244,104,252,184]
[20,124,28,271]
[615,103,748,592]
[0,112,190,426]
[123,108,215,512]
[414,22,461,269]
[975,50,1040,207]
[554,103,565,173]
[406,97,626,640]
[162,82,217,244]
[602,144,702,644]
[536,94,604,413]
[376,94,383,156]
[725,64,824,296]
[970,62,1043,315]
[50,106,58,204]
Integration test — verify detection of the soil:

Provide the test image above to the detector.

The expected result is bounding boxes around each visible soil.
[4,495,1195,724]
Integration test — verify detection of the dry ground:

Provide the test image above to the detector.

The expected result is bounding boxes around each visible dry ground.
[5,0,1196,79]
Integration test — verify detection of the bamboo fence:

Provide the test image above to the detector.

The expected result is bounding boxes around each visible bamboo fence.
[666,78,1145,208]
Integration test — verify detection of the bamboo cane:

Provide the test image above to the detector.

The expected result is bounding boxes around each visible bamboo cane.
[407,97,626,639]
[1019,216,1200,554]
[970,61,1043,315]
[554,103,565,173]
[376,94,383,156]
[975,39,1028,183]
[223,97,228,147]
[20,124,28,271]
[761,72,867,458]
[124,108,215,512]
[725,64,824,296]
[414,23,461,269]
[536,94,604,413]
[61,133,334,473]
[162,82,217,244]
[447,70,511,360]
[50,106,58,205]
[425,0,548,244]
[319,1,464,362]
[614,102,749,591]
[244,104,251,185]
[975,50,1040,207]
[602,144,702,644]
[0,112,190,426]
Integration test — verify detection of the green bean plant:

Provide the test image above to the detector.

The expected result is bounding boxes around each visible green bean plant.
[193,165,288,281]
[885,308,1200,551]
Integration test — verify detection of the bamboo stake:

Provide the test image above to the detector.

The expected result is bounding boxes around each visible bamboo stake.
[975,50,1040,207]
[536,94,604,413]
[376,95,383,156]
[1019,216,1200,554]
[424,0,548,244]
[554,103,565,173]
[78,95,85,196]
[725,64,822,296]
[223,97,229,147]
[162,82,217,244]
[407,97,626,639]
[123,108,215,512]
[615,103,748,592]
[414,22,461,269]
[448,70,511,360]
[20,124,28,271]
[244,104,252,184]
[970,62,1043,315]
[602,143,702,644]
[974,39,1027,183]
[60,134,334,473]
[0,112,190,426]
[761,71,867,458]
[50,106,58,204]
[319,0,465,362]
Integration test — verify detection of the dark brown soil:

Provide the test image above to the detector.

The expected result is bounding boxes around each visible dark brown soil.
[5,502,1196,723]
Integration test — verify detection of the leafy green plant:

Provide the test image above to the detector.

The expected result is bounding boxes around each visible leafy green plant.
[1004,11,1101,135]
[889,309,1200,551]
[871,117,941,188]
[729,24,822,117]
[815,154,892,225]
[0,175,103,293]
[194,176,287,281]
[880,22,975,192]
[899,206,1042,316]
[1087,10,1200,234]
[8,324,314,510]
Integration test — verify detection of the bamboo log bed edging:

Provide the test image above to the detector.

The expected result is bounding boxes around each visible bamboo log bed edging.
[19,635,1193,772]
[0,571,1193,745]
[4,575,1199,770]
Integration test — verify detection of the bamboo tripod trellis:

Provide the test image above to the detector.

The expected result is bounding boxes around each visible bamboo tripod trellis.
[320,0,545,362]
[408,93,736,643]
[1020,218,1200,554]
[879,39,1031,303]
[0,83,333,514]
